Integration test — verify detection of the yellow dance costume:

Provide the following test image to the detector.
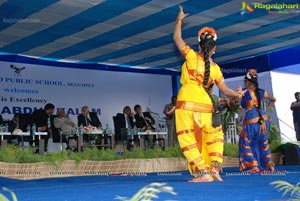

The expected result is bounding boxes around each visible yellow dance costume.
[175,44,225,176]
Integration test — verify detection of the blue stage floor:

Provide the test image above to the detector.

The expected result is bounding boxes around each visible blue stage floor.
[1,166,299,201]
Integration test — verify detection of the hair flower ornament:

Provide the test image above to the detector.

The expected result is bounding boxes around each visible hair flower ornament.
[198,27,217,42]
[246,69,258,79]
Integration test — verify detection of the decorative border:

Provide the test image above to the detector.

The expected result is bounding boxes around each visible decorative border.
[0,156,242,180]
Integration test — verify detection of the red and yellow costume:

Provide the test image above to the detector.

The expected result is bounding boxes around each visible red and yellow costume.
[175,44,225,176]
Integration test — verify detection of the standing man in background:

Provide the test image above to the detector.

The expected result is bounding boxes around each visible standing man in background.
[164,96,177,147]
[291,92,300,141]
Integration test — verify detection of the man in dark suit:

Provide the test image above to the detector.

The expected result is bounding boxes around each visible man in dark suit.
[77,106,101,127]
[134,104,155,131]
[77,106,102,143]
[134,104,155,149]
[7,113,20,144]
[8,113,31,145]
[8,113,19,133]
[0,114,3,125]
[32,103,55,151]
[114,106,137,149]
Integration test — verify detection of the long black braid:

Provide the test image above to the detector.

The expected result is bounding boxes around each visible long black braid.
[199,34,218,112]
[254,82,261,109]
[253,79,264,124]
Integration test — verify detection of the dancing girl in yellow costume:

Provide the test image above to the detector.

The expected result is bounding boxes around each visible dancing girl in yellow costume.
[173,5,243,182]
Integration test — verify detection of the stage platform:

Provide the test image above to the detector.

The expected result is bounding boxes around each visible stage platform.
[0,166,299,201]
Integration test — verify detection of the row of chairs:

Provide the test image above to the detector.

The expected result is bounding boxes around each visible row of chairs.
[0,113,72,149]
[112,115,165,151]
[1,113,166,151]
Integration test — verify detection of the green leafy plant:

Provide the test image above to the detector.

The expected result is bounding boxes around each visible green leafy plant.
[268,123,282,153]
[0,145,184,164]
[0,145,42,163]
[270,180,300,200]
[223,143,238,157]
[221,101,240,134]
[164,146,184,158]
[0,187,18,201]
[115,182,177,201]
[44,150,70,168]
[124,146,184,160]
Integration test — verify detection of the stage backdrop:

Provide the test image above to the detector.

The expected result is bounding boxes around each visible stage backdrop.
[0,61,173,129]
[270,70,300,142]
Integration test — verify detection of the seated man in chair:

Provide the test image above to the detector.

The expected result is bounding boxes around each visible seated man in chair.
[77,106,102,144]
[134,104,156,149]
[115,106,138,150]
[8,113,22,144]
[32,103,55,152]
[0,114,3,125]
[54,109,76,150]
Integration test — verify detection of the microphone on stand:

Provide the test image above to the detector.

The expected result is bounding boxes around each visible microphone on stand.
[140,113,149,127]
[150,111,159,116]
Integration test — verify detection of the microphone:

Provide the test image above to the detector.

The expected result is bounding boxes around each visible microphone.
[150,111,159,116]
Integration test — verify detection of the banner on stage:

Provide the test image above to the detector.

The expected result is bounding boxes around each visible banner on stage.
[0,61,172,127]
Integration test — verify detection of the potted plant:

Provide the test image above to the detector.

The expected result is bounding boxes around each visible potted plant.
[220,99,241,134]
[268,122,283,165]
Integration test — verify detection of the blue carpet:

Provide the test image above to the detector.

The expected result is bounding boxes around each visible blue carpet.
[0,166,299,201]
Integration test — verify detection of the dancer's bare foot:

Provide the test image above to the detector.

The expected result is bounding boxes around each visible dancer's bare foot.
[211,161,223,181]
[246,167,259,173]
[268,162,275,172]
[188,174,213,182]
[211,169,223,182]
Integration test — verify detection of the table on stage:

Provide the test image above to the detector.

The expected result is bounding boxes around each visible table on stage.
[125,130,167,150]
[77,131,115,152]
[0,132,11,142]
[0,131,48,154]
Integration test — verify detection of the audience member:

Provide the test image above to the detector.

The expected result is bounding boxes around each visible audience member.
[115,106,137,149]
[77,106,101,127]
[32,103,55,151]
[54,109,75,134]
[134,104,155,130]
[134,104,155,148]
[54,109,76,149]
[8,113,20,133]
[8,113,21,144]
[77,106,102,143]
[116,106,136,129]
[0,114,3,125]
